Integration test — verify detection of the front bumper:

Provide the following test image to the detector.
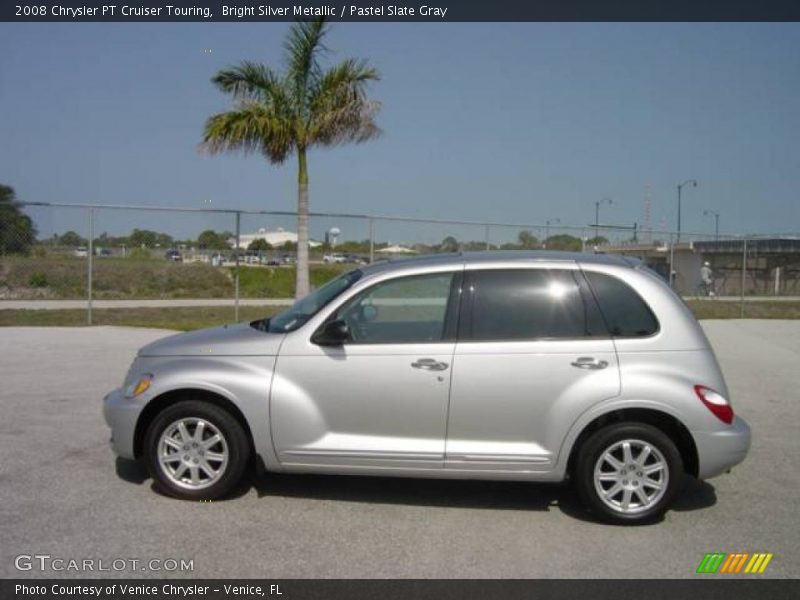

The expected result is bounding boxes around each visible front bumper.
[102,388,145,459]
[694,416,751,479]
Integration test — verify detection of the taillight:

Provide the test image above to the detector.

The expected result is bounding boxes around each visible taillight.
[695,385,734,424]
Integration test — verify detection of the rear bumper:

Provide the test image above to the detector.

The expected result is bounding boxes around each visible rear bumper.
[694,416,751,479]
[102,388,144,459]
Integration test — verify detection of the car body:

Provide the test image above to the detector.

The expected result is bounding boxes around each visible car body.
[164,249,182,262]
[323,253,347,264]
[104,251,750,522]
[74,246,88,257]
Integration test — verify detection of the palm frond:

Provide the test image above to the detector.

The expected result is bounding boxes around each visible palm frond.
[308,58,382,146]
[212,61,285,104]
[283,18,328,107]
[200,103,295,163]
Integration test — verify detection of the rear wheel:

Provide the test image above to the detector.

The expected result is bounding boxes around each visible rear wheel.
[144,400,250,500]
[575,423,683,524]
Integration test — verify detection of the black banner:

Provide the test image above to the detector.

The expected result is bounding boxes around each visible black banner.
[3,580,800,600]
[3,0,800,22]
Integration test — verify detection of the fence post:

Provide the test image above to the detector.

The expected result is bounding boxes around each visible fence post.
[234,211,241,322]
[87,207,94,326]
[368,218,374,264]
[484,224,490,251]
[740,238,747,318]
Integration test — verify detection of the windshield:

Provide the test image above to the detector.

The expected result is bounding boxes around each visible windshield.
[265,269,363,334]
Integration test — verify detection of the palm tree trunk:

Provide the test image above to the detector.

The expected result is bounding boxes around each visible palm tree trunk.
[295,147,311,299]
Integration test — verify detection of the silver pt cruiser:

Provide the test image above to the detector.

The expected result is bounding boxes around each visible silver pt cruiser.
[104,252,750,523]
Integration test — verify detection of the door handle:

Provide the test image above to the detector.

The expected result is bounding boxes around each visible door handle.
[411,358,449,371]
[571,357,609,370]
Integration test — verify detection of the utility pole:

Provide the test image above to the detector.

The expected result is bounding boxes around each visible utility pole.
[703,209,720,240]
[677,179,698,242]
[594,198,612,239]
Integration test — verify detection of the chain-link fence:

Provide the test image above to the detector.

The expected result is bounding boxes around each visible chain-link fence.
[1,201,798,327]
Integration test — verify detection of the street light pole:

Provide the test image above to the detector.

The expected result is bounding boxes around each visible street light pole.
[544,218,560,248]
[703,209,720,240]
[676,179,698,242]
[594,198,612,238]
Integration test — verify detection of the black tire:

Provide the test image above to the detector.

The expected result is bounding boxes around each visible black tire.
[574,423,684,524]
[143,400,250,500]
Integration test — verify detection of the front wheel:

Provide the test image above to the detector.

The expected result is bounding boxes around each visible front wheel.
[575,423,684,524]
[143,400,250,500]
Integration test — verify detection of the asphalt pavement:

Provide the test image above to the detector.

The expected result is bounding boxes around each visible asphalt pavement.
[0,321,797,578]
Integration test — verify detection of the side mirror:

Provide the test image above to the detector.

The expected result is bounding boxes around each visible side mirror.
[311,319,350,346]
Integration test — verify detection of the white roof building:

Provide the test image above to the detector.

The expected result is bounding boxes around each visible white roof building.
[232,227,321,249]
[378,244,417,254]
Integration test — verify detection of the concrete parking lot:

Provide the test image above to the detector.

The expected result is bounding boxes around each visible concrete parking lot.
[0,321,797,578]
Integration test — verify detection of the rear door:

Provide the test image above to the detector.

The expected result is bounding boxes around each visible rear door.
[445,264,621,472]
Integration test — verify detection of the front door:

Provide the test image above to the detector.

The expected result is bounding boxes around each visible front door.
[272,270,461,470]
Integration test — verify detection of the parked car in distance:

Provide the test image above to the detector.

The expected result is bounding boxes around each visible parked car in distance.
[74,246,88,257]
[344,254,368,265]
[164,249,182,262]
[103,251,750,523]
[323,253,347,264]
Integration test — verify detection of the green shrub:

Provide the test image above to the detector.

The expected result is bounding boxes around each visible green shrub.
[28,272,49,288]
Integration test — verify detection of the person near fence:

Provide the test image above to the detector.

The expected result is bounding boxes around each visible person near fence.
[700,261,715,296]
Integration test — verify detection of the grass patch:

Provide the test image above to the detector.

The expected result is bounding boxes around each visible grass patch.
[236,263,351,298]
[1,256,232,300]
[0,306,284,331]
[0,256,352,300]
[684,300,800,320]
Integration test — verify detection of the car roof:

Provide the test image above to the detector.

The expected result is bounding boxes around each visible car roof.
[359,251,638,277]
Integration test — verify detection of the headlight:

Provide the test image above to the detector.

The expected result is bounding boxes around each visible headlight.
[124,374,153,398]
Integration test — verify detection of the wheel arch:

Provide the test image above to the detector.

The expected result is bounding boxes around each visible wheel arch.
[565,408,699,478]
[133,388,256,460]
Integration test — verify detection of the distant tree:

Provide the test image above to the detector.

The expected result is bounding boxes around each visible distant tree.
[586,235,609,246]
[461,240,487,251]
[337,239,370,254]
[57,230,86,247]
[0,184,37,254]
[499,241,522,250]
[440,236,459,253]
[154,232,174,248]
[517,230,539,249]
[129,229,159,248]
[197,230,231,250]
[280,241,298,251]
[545,234,582,252]
[248,238,272,252]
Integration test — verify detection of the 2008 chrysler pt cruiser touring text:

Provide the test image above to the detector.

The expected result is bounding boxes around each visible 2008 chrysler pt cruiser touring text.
[104,252,750,523]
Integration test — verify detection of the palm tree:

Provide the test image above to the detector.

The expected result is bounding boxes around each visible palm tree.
[201,18,381,298]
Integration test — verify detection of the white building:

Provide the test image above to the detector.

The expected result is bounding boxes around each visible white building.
[378,244,417,254]
[232,227,322,249]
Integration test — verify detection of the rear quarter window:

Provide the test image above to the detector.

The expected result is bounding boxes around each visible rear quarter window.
[584,271,659,337]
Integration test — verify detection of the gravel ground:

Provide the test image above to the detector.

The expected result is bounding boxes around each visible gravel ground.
[0,321,797,579]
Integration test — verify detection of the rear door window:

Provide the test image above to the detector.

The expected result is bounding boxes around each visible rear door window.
[463,269,607,341]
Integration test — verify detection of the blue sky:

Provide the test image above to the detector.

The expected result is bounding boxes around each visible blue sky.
[1,22,799,243]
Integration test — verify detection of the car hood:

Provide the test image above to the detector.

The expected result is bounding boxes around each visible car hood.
[139,322,284,357]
